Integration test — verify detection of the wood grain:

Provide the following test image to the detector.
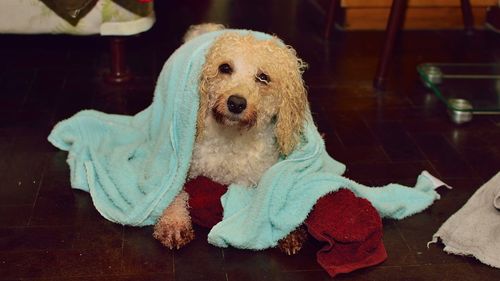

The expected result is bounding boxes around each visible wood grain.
[343,7,491,30]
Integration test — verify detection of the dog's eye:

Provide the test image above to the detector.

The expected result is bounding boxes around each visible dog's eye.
[256,72,270,84]
[218,63,233,74]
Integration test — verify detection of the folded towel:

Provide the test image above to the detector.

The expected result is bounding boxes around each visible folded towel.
[305,189,387,277]
[48,28,445,250]
[431,172,500,268]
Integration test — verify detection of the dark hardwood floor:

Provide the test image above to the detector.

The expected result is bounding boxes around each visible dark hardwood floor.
[1,0,500,280]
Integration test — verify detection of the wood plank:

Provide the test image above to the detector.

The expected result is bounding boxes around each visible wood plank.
[342,0,497,8]
[343,7,490,29]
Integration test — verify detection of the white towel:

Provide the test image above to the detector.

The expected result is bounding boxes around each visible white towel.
[431,172,500,268]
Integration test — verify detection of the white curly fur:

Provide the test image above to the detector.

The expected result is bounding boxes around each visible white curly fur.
[183,23,225,43]
[188,117,279,186]
[154,25,308,252]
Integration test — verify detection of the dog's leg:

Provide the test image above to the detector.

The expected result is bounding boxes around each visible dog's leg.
[153,190,195,249]
[278,226,308,255]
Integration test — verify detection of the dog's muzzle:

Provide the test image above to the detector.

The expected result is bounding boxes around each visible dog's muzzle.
[227,95,247,114]
[211,94,256,128]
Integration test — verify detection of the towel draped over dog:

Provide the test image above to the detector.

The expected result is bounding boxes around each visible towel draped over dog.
[48,29,445,250]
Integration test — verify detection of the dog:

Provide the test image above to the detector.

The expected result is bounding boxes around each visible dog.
[153,24,309,255]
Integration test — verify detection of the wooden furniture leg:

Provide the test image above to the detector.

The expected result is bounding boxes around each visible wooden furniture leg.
[105,37,133,83]
[373,0,408,90]
[327,0,474,89]
[460,0,474,35]
[323,0,341,40]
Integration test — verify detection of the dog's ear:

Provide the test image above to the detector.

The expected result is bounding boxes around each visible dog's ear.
[275,48,308,156]
[196,55,219,140]
[196,71,209,141]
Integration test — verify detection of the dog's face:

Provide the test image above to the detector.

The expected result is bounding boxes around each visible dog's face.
[199,33,308,155]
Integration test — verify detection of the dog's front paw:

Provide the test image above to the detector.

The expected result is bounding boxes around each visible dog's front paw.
[278,227,308,255]
[153,219,195,249]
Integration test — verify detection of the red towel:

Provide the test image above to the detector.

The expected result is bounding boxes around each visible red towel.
[305,189,387,277]
[184,177,387,277]
[184,176,226,228]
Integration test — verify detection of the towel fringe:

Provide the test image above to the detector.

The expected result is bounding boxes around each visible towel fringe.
[422,171,452,190]
[427,235,439,249]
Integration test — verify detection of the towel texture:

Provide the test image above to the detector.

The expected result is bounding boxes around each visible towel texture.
[48,28,444,250]
[431,172,500,268]
[48,29,272,226]
[184,177,386,277]
[185,176,227,229]
[305,189,387,277]
[208,124,443,249]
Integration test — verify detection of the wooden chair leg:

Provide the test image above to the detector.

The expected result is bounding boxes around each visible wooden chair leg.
[373,0,408,90]
[460,0,474,35]
[323,0,341,40]
[105,37,133,83]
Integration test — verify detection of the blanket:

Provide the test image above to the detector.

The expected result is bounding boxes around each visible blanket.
[430,172,500,268]
[48,28,446,251]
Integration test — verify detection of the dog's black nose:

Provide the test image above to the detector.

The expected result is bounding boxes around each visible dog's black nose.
[227,95,247,114]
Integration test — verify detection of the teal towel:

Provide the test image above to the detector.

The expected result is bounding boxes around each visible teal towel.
[48,29,444,249]
[207,118,443,249]
[48,29,268,226]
